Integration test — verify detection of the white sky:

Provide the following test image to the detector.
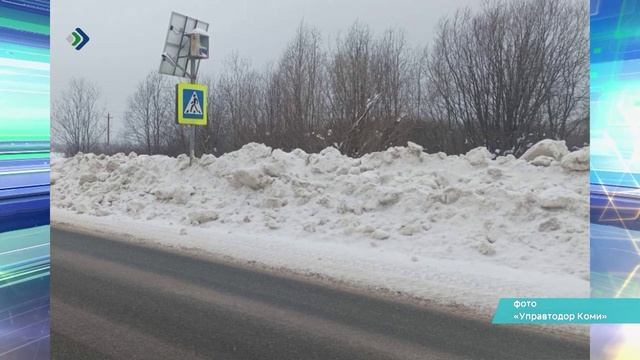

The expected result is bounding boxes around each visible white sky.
[51,0,483,133]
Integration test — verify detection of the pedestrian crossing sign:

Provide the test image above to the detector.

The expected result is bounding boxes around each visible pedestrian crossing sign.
[176,83,207,125]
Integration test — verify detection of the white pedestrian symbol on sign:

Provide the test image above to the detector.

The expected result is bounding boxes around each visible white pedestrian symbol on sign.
[184,91,203,116]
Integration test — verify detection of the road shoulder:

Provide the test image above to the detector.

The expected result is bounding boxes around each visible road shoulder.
[51,208,590,342]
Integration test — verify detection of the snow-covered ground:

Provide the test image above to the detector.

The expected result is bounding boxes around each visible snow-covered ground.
[51,140,590,319]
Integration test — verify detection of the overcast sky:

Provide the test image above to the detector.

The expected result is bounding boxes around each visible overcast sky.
[52,0,482,134]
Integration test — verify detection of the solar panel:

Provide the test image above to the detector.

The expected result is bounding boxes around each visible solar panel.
[159,12,209,78]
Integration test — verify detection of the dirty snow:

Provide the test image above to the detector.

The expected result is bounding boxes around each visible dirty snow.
[51,140,590,315]
[520,139,570,162]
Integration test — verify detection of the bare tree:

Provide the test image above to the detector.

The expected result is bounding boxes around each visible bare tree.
[216,53,264,150]
[276,22,326,151]
[328,22,374,155]
[366,28,414,152]
[427,0,588,155]
[52,78,105,155]
[123,72,172,154]
[327,23,416,156]
[371,29,409,121]
[197,76,223,155]
[262,63,285,148]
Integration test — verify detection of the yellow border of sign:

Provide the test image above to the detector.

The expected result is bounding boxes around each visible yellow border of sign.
[176,82,207,126]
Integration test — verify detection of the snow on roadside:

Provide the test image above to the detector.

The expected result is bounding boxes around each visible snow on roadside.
[51,140,590,314]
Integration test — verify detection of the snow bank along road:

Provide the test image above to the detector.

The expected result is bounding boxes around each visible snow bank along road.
[52,139,590,314]
[51,228,588,360]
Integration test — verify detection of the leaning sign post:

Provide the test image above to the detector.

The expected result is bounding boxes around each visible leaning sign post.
[159,12,210,164]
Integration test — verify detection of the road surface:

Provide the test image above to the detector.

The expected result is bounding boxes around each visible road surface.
[51,228,589,360]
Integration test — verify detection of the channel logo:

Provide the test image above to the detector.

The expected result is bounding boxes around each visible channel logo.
[66,27,90,50]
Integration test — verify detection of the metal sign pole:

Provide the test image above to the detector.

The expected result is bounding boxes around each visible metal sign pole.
[159,12,210,166]
[189,59,196,164]
[106,113,110,151]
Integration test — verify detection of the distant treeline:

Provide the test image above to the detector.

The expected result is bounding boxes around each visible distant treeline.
[53,0,588,157]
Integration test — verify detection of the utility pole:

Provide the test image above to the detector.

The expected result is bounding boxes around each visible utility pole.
[106,113,110,151]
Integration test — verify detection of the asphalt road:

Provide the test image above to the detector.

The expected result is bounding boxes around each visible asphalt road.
[51,228,589,360]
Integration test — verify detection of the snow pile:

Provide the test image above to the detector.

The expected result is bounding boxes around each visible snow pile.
[520,139,569,162]
[519,140,590,172]
[51,140,590,308]
[561,147,589,171]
